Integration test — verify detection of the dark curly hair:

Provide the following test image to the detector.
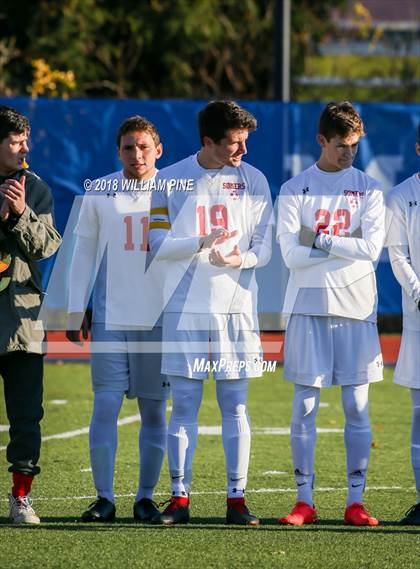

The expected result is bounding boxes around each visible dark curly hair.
[0,106,30,143]
[198,100,257,145]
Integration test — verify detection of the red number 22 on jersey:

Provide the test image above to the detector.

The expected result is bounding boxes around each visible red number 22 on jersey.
[314,208,350,236]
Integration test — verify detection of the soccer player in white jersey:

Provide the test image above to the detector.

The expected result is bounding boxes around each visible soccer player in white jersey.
[148,101,272,525]
[66,116,170,522]
[386,125,420,525]
[277,101,385,526]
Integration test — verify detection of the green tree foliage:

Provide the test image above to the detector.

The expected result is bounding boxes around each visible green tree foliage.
[0,0,274,98]
[290,0,346,78]
[0,0,416,101]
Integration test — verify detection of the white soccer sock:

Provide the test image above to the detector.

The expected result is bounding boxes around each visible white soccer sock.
[217,380,250,499]
[89,391,124,503]
[136,397,167,501]
[291,384,320,506]
[342,384,371,506]
[410,389,420,503]
[167,376,203,497]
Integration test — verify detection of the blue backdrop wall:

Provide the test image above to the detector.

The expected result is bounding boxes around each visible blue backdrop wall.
[1,97,419,315]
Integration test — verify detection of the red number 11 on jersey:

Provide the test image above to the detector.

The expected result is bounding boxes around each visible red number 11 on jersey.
[123,215,149,251]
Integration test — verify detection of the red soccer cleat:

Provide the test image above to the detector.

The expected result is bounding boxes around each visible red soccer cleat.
[278,501,318,526]
[151,496,190,525]
[344,503,379,526]
[226,497,260,526]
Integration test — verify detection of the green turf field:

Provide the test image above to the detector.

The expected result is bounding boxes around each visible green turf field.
[0,364,419,569]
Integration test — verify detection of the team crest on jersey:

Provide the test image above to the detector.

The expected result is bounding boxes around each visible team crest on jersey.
[223,181,245,200]
[344,190,365,208]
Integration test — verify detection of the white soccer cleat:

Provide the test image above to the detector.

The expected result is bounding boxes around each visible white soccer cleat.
[8,494,40,524]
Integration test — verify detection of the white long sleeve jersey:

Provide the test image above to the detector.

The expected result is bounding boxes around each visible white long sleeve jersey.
[277,164,385,322]
[386,173,420,331]
[148,154,273,314]
[68,170,164,327]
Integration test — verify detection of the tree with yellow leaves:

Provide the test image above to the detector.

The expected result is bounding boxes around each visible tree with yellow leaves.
[30,59,76,98]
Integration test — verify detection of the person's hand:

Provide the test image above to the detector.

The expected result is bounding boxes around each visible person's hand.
[299,225,317,247]
[209,244,242,268]
[66,312,89,345]
[0,176,26,217]
[0,200,10,222]
[199,227,238,250]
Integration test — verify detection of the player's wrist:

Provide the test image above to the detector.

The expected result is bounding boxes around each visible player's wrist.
[233,255,243,268]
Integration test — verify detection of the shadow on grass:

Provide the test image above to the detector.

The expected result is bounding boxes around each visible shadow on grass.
[261,517,420,534]
[1,516,419,535]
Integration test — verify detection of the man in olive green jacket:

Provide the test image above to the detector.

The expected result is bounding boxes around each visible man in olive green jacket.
[0,105,62,524]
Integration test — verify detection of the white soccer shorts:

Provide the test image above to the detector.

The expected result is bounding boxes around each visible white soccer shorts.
[90,323,170,400]
[394,329,420,389]
[284,314,384,387]
[162,312,263,380]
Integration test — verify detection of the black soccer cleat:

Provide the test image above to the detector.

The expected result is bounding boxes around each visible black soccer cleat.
[399,503,420,525]
[133,498,160,522]
[151,496,190,525]
[81,497,116,522]
[226,497,260,526]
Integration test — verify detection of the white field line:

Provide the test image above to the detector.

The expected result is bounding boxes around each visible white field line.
[0,486,413,503]
[0,415,140,451]
[0,418,344,451]
[198,427,343,435]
